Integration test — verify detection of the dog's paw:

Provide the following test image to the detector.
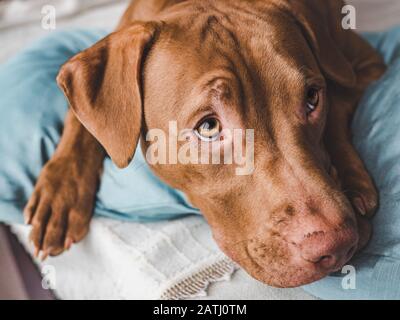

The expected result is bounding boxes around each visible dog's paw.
[327,138,379,219]
[342,168,378,219]
[23,157,98,260]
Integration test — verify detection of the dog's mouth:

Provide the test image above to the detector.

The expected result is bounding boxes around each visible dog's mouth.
[217,218,363,288]
[237,239,357,288]
[246,254,337,288]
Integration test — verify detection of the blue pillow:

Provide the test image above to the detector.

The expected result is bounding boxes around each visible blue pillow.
[1,27,400,299]
[0,29,199,224]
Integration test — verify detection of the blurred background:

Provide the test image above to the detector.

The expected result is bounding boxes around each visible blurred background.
[1,0,400,63]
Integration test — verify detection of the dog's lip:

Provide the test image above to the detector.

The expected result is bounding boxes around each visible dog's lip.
[242,249,328,287]
[237,237,358,288]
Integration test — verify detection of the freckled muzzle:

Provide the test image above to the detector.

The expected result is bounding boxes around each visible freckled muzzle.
[213,203,362,288]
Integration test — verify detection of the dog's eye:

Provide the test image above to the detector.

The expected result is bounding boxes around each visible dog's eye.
[306,88,320,115]
[195,118,221,141]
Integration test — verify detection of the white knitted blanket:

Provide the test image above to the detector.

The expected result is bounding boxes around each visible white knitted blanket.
[11,216,237,299]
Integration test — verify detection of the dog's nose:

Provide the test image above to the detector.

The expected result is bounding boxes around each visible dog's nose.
[299,226,358,271]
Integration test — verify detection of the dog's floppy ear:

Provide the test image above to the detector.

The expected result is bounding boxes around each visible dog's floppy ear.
[57,22,159,168]
[289,0,356,88]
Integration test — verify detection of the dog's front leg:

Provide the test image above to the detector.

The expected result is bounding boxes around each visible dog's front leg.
[326,41,386,214]
[325,60,386,250]
[24,110,105,259]
[325,101,375,250]
[325,88,378,218]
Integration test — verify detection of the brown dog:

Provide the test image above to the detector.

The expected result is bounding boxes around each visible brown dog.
[23,0,386,287]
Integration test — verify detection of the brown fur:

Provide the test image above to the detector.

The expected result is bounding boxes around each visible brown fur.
[24,0,386,287]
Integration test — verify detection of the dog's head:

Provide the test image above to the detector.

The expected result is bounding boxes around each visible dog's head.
[57,0,368,287]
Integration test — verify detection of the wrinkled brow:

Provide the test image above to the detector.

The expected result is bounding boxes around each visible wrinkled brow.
[180,71,241,127]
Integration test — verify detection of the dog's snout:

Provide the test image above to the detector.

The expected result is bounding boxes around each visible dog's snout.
[299,226,358,271]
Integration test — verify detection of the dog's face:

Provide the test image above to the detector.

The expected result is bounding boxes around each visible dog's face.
[143,3,360,287]
[58,0,366,287]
